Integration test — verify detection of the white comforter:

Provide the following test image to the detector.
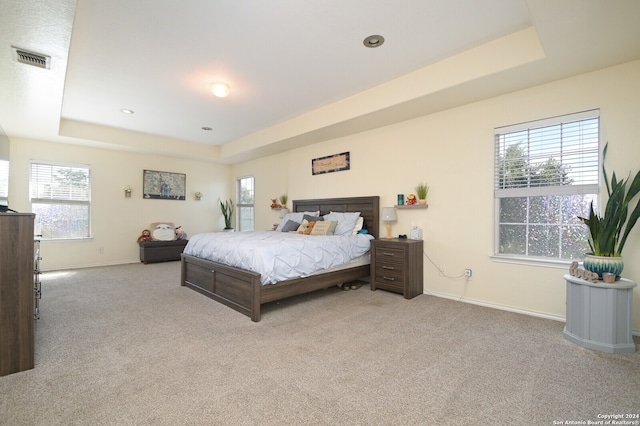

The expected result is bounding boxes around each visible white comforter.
[183,231,374,285]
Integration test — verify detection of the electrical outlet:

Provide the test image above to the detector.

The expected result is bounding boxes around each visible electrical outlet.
[465,268,472,279]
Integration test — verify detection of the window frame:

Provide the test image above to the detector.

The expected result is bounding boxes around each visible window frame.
[236,175,254,232]
[30,161,92,240]
[493,110,600,264]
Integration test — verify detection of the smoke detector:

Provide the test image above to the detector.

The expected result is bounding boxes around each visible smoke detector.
[12,47,50,69]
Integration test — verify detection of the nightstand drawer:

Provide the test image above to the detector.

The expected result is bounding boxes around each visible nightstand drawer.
[374,247,405,263]
[374,264,405,285]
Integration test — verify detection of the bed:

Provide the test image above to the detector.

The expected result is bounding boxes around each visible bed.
[180,196,379,321]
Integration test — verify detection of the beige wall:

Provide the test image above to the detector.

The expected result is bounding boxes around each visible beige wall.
[9,138,231,269]
[6,60,640,331]
[232,59,640,330]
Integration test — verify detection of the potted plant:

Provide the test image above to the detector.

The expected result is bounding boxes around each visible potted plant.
[415,182,429,204]
[279,194,288,209]
[219,198,235,231]
[578,143,640,279]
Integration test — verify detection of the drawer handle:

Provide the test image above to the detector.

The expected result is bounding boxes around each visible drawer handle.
[382,276,395,281]
[382,265,395,270]
[381,252,395,257]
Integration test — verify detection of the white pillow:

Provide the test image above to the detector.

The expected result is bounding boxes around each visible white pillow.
[323,211,361,236]
[275,211,320,231]
[352,216,364,235]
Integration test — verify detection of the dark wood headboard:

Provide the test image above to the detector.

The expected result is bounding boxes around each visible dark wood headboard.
[292,196,380,239]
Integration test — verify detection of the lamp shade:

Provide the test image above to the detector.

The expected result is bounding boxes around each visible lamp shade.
[381,207,397,222]
[279,208,290,219]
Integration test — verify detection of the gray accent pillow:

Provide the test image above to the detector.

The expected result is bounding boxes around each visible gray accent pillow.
[303,214,323,223]
[281,220,301,232]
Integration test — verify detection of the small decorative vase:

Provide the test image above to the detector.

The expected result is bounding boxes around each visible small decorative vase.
[418,199,427,205]
[583,254,623,280]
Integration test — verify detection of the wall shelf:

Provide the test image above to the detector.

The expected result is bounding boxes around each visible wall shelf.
[395,204,428,209]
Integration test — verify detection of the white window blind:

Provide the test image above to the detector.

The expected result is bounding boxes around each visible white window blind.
[495,110,600,197]
[31,163,90,202]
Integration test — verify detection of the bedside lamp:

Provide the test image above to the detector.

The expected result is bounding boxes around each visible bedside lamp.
[381,207,397,239]
[279,208,290,219]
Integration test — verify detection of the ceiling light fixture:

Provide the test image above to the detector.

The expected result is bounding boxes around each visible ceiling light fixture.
[120,109,134,114]
[363,35,385,48]
[211,82,230,98]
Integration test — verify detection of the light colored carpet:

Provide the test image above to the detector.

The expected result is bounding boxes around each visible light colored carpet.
[1,261,639,425]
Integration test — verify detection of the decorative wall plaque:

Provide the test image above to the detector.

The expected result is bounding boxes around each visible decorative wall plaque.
[311,152,350,175]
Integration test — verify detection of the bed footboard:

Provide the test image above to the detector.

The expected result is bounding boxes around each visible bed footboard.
[181,254,262,321]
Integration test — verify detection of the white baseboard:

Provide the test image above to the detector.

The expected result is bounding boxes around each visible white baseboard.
[40,260,140,272]
[425,290,640,337]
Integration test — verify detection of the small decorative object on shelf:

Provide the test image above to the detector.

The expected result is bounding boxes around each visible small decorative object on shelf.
[397,194,404,205]
[270,198,279,208]
[406,194,417,205]
[279,194,288,209]
[123,185,132,197]
[415,182,429,205]
[195,192,202,201]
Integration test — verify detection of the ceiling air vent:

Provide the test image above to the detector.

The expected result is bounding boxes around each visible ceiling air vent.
[12,47,50,69]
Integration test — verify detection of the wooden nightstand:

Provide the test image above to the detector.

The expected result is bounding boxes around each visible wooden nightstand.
[370,238,423,299]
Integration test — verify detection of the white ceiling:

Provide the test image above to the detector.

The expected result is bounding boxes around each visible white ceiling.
[2,0,640,163]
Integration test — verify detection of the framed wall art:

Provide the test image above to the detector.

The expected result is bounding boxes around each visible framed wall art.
[311,151,350,175]
[143,170,186,200]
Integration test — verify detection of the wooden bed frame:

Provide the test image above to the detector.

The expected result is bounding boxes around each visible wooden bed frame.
[180,196,379,322]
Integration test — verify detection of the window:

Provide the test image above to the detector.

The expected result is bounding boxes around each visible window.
[30,162,91,239]
[236,176,254,231]
[494,110,600,261]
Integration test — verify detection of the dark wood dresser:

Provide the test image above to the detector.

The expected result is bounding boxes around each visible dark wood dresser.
[0,213,35,376]
[370,238,423,299]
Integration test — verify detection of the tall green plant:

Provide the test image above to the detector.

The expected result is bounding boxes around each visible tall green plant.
[578,143,640,256]
[219,198,234,229]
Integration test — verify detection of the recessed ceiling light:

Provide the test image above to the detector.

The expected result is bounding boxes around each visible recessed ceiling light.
[120,109,134,114]
[201,127,213,131]
[363,35,385,48]
[211,82,230,98]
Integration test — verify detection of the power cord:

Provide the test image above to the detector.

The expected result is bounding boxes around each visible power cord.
[423,249,469,302]
[423,249,466,279]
